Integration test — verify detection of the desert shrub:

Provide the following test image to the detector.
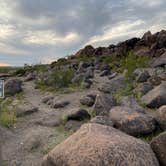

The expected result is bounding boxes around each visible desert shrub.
[15,68,26,75]
[0,99,16,128]
[0,67,13,73]
[48,69,75,89]
[36,69,75,90]
[122,51,150,82]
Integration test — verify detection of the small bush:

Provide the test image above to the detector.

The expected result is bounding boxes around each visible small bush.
[48,69,75,89]
[0,99,16,128]
[123,51,150,83]
[0,111,16,128]
[36,69,75,91]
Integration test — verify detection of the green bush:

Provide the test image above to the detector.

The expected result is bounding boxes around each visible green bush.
[122,51,150,83]
[0,99,16,128]
[36,69,75,90]
[49,69,75,89]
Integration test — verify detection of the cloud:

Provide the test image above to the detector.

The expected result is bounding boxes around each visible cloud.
[24,30,79,45]
[0,0,165,66]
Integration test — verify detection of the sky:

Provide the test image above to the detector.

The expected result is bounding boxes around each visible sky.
[0,0,166,66]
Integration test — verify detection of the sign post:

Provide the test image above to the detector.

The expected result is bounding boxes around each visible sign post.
[0,80,4,98]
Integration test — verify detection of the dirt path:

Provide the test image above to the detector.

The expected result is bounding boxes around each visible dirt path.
[1,76,102,166]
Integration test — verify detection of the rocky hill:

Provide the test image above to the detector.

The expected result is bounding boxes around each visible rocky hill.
[0,30,166,166]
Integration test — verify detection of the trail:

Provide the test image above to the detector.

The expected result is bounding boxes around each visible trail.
[1,79,100,166]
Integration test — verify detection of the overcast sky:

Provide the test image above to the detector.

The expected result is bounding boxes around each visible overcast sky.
[0,0,166,66]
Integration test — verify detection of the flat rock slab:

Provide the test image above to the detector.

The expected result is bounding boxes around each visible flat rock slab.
[16,103,38,117]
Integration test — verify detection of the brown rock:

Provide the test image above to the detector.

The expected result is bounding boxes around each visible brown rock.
[150,132,166,166]
[42,123,159,166]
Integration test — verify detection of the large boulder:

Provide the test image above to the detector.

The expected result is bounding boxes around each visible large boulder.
[109,106,156,136]
[141,82,166,108]
[4,78,22,96]
[75,45,95,57]
[120,96,145,113]
[99,75,126,93]
[151,51,166,68]
[157,105,166,130]
[150,132,166,166]
[42,123,159,166]
[92,93,117,116]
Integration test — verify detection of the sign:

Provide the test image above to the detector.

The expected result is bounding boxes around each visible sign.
[0,80,4,98]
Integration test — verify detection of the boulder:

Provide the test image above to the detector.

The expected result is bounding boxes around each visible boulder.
[51,100,70,109]
[24,73,35,81]
[92,93,117,116]
[99,75,126,93]
[150,132,166,166]
[75,45,95,57]
[109,106,156,136]
[16,103,38,117]
[136,70,150,83]
[42,123,159,166]
[120,96,145,113]
[151,51,166,68]
[67,109,90,121]
[149,75,162,86]
[80,95,95,107]
[90,116,113,127]
[141,82,166,108]
[41,95,54,104]
[35,112,61,127]
[134,82,153,95]
[5,78,22,96]
[100,70,111,77]
[84,67,94,79]
[157,105,166,130]
[65,120,83,132]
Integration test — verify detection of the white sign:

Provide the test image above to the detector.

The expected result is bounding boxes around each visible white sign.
[0,80,4,98]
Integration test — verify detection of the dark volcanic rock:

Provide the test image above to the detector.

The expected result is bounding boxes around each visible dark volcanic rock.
[67,109,90,121]
[120,96,145,113]
[109,106,156,136]
[42,123,159,166]
[80,96,95,107]
[5,78,22,96]
[134,82,153,95]
[141,82,166,108]
[51,100,70,109]
[136,70,150,83]
[151,51,166,68]
[92,93,117,116]
[76,45,95,57]
[150,132,166,166]
[157,105,166,130]
[99,75,126,93]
